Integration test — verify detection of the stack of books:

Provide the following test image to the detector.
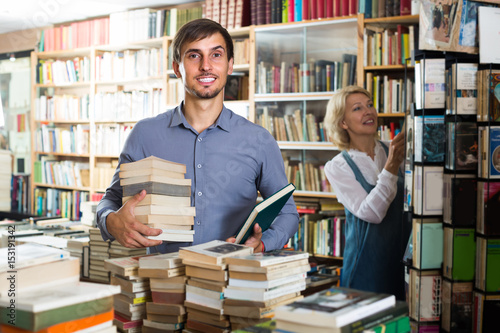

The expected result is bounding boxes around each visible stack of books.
[138,252,187,332]
[104,255,152,332]
[274,286,409,333]
[179,240,254,332]
[224,250,309,330]
[119,156,195,242]
[89,227,111,282]
[0,243,120,332]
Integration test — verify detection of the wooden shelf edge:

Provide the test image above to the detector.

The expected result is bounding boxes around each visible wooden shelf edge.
[34,183,91,191]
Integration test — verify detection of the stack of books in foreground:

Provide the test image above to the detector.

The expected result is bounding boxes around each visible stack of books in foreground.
[138,252,187,332]
[179,240,254,332]
[224,250,309,330]
[104,254,151,332]
[0,243,120,332]
[120,156,195,242]
[274,286,410,333]
[89,227,111,282]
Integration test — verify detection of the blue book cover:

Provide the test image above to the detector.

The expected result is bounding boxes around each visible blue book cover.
[414,115,445,163]
[489,127,500,178]
[294,0,302,21]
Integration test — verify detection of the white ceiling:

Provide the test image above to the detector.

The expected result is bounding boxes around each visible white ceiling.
[0,0,196,35]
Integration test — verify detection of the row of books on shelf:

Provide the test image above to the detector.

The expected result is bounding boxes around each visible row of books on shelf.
[34,158,90,188]
[289,215,345,257]
[95,48,164,82]
[378,122,402,141]
[363,24,416,67]
[35,94,90,121]
[249,0,359,26]
[256,55,357,94]
[11,175,30,214]
[94,124,133,156]
[206,0,251,29]
[360,0,413,19]
[34,124,90,155]
[94,160,118,190]
[38,5,204,52]
[94,89,165,122]
[33,188,89,219]
[0,151,12,212]
[36,57,91,85]
[284,161,332,192]
[257,108,329,142]
[366,74,413,114]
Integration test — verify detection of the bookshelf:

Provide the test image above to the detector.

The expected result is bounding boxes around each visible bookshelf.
[358,14,419,139]
[28,1,253,219]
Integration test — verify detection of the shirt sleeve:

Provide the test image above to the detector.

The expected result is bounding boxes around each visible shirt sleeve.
[324,156,398,224]
[256,134,300,251]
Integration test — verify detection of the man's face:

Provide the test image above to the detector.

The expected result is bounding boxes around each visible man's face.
[173,32,234,100]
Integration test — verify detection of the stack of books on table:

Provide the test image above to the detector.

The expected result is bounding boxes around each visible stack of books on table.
[224,250,309,330]
[0,243,120,332]
[120,156,195,242]
[138,252,187,332]
[104,254,152,332]
[89,227,111,282]
[274,287,410,333]
[80,200,99,227]
[179,240,254,333]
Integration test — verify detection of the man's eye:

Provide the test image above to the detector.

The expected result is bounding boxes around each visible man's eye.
[188,54,199,59]
[213,53,222,58]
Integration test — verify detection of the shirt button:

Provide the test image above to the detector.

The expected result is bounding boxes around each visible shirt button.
[196,221,201,225]
[198,192,202,196]
[197,164,202,168]
[198,138,202,142]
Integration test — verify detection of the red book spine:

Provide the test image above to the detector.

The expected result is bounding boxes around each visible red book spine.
[302,0,310,20]
[400,0,411,15]
[333,0,340,17]
[288,0,295,22]
[310,0,317,19]
[341,0,348,16]
[349,0,357,15]
[317,0,325,18]
[326,0,333,18]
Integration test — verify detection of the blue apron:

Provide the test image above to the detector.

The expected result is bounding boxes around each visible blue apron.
[340,143,406,300]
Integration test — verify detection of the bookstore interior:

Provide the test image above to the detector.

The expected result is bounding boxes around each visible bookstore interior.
[0,0,499,332]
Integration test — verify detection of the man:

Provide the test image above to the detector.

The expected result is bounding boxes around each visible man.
[96,18,299,254]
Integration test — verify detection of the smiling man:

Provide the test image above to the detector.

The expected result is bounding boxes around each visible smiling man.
[96,19,299,255]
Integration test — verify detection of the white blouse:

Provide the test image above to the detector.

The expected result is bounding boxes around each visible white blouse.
[324,141,400,224]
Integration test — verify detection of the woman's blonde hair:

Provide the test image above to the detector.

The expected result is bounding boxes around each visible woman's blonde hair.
[324,85,376,150]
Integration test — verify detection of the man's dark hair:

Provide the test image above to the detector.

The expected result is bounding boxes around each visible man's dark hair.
[172,18,234,64]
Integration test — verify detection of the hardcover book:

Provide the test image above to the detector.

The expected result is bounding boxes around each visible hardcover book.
[477,181,500,236]
[443,227,475,281]
[445,122,478,171]
[442,174,476,227]
[274,286,395,329]
[414,115,445,163]
[413,218,443,270]
[235,183,295,244]
[475,236,500,292]
[413,165,444,216]
[179,240,253,265]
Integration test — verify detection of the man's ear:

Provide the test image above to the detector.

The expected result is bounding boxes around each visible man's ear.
[227,57,234,75]
[172,61,181,78]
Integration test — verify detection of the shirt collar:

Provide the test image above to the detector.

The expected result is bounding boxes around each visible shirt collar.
[169,102,232,133]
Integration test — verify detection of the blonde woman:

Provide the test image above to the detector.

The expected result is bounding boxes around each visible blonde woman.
[324,86,407,300]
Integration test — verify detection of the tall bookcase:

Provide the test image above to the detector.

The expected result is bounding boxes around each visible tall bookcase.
[28,1,253,219]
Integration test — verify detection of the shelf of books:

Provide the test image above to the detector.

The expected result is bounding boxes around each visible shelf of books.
[403,3,500,330]
[29,1,254,220]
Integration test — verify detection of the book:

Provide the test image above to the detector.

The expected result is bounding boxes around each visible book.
[138,266,186,279]
[441,280,473,332]
[408,268,441,322]
[122,181,191,197]
[146,302,186,315]
[414,115,445,163]
[477,70,500,122]
[443,226,475,282]
[477,181,500,236]
[0,243,70,272]
[274,287,396,329]
[447,63,478,115]
[413,165,444,216]
[475,236,500,293]
[228,272,307,289]
[225,249,309,267]
[443,174,476,227]
[234,183,295,244]
[138,251,183,269]
[186,264,228,282]
[120,174,191,186]
[119,167,185,179]
[104,254,151,277]
[223,294,303,319]
[473,291,500,333]
[229,263,310,281]
[414,58,446,110]
[134,205,196,216]
[413,217,443,270]
[0,282,120,331]
[224,280,306,301]
[179,240,253,265]
[147,229,195,242]
[135,214,194,225]
[120,155,186,174]
[479,7,500,64]
[228,258,309,273]
[151,289,185,305]
[122,193,191,207]
[445,122,478,171]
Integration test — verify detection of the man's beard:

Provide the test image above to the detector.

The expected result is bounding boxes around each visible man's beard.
[187,85,224,99]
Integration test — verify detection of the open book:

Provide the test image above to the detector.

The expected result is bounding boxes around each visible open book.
[235,183,295,244]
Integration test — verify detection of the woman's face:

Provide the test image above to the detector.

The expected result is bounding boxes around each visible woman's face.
[341,93,378,138]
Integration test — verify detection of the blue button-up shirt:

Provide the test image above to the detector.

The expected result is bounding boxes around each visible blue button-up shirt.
[96,104,299,253]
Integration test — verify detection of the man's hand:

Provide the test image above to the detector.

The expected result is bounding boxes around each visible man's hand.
[106,190,163,248]
[226,223,264,253]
